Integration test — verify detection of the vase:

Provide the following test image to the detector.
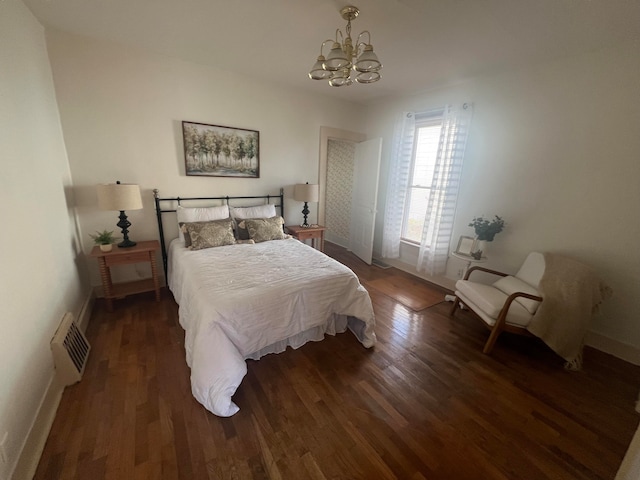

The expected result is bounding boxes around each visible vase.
[99,244,113,252]
[471,238,486,260]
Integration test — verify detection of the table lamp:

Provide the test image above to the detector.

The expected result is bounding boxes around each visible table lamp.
[96,181,143,248]
[294,182,319,227]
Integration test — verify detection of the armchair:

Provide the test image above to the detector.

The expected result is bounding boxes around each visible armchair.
[450,252,545,354]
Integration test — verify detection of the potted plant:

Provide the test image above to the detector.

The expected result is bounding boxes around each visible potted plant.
[90,230,117,252]
[468,215,505,259]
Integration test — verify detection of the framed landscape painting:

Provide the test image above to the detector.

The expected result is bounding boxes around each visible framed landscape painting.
[182,121,260,178]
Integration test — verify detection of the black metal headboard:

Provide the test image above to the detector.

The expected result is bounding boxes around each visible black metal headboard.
[153,188,284,281]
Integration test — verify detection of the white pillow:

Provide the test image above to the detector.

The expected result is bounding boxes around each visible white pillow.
[229,204,277,221]
[176,205,230,242]
[492,275,542,314]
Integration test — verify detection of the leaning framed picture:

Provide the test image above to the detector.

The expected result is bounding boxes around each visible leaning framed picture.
[455,235,475,256]
[182,121,260,178]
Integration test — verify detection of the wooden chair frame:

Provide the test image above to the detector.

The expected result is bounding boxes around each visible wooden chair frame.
[450,265,543,354]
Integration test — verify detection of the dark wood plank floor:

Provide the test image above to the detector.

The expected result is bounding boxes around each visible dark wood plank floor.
[35,242,640,479]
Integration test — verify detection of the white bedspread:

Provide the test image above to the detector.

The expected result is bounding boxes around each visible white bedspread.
[168,238,376,416]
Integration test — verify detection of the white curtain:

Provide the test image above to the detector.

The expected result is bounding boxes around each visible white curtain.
[381,112,415,258]
[417,104,473,275]
[382,104,473,275]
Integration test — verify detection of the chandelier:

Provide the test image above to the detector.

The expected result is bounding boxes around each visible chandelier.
[308,6,382,87]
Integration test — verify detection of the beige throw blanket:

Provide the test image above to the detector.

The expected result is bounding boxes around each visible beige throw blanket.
[527,253,612,370]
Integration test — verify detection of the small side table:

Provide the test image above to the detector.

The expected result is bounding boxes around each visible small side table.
[445,252,488,302]
[285,225,326,252]
[90,240,161,311]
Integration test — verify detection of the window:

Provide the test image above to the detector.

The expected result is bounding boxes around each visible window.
[401,115,443,244]
[382,104,472,275]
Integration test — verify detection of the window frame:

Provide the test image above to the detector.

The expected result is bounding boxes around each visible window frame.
[400,112,444,245]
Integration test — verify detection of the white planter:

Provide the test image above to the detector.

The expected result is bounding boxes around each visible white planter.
[99,244,113,252]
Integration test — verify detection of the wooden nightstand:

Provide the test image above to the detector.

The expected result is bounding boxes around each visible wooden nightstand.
[90,240,161,311]
[285,225,326,252]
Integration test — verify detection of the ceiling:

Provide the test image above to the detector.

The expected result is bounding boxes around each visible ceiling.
[24,0,640,105]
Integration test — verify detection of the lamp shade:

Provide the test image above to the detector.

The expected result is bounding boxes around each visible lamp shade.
[294,183,319,203]
[97,183,143,211]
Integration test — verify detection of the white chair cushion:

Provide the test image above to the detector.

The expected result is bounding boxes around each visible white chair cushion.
[515,252,545,288]
[492,276,542,314]
[455,280,533,327]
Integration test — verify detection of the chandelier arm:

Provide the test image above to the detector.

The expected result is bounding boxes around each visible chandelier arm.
[319,39,335,56]
[356,31,372,49]
[310,6,380,87]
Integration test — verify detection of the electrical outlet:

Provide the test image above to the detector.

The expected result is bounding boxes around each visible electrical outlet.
[457,269,464,278]
[0,431,8,465]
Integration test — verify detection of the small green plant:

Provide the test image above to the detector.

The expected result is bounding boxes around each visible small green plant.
[89,230,117,245]
[469,215,505,241]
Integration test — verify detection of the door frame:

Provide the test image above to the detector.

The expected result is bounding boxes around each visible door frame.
[318,126,366,228]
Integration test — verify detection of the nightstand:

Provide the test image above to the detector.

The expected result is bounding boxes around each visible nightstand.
[90,240,161,311]
[285,225,326,252]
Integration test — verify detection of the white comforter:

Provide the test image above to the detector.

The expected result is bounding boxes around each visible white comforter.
[168,238,376,416]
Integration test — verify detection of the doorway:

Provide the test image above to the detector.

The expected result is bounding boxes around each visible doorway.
[318,127,365,247]
[325,138,356,247]
[318,127,382,264]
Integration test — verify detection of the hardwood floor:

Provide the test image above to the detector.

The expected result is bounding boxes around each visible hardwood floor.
[35,243,640,479]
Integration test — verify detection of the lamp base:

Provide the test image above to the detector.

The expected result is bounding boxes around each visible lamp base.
[117,239,137,248]
[301,202,310,227]
[116,210,136,248]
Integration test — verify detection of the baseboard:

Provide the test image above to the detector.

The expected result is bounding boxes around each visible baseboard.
[11,290,94,480]
[374,256,456,292]
[77,290,95,333]
[585,331,640,366]
[375,256,640,366]
[11,378,64,480]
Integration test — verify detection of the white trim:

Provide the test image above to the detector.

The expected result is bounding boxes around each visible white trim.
[77,290,95,333]
[11,291,94,480]
[11,379,64,480]
[374,254,456,291]
[584,331,640,366]
[616,421,640,480]
[375,252,640,367]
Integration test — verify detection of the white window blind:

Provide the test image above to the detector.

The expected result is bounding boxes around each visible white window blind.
[401,115,443,244]
[382,104,473,276]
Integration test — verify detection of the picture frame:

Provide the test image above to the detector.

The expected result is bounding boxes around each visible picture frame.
[455,235,475,256]
[182,121,260,178]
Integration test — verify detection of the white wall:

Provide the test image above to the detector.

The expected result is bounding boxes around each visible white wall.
[44,30,367,286]
[0,1,89,478]
[366,40,640,353]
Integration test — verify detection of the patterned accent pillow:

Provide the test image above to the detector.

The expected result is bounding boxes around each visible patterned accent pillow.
[244,216,286,243]
[179,221,209,248]
[176,205,230,242]
[183,219,236,250]
[230,204,277,239]
[234,217,262,240]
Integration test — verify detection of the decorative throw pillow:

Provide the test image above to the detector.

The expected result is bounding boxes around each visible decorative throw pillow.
[176,205,230,242]
[183,219,235,250]
[244,216,286,243]
[180,221,227,248]
[230,204,277,239]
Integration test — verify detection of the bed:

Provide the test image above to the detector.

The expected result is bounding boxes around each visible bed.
[154,189,376,417]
